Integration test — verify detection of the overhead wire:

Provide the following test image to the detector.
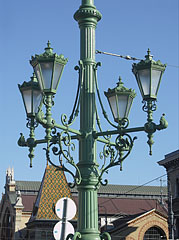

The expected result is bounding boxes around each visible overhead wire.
[96,49,179,68]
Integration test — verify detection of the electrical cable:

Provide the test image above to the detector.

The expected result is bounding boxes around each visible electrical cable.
[96,50,179,68]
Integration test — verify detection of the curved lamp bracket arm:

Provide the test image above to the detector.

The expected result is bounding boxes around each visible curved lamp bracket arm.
[61,61,84,127]
[43,146,78,188]
[57,131,82,185]
[95,104,112,141]
[94,62,119,130]
[44,130,81,187]
[98,134,137,186]
[100,232,111,240]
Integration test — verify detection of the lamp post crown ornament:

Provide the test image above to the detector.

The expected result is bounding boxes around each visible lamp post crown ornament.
[74,0,102,22]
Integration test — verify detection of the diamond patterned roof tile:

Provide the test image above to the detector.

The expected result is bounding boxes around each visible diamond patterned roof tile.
[30,164,73,221]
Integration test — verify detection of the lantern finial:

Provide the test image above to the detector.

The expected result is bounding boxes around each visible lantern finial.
[117,76,124,87]
[145,48,153,61]
[44,40,53,54]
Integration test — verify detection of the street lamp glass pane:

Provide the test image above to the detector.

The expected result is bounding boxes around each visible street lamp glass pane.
[117,95,128,119]
[126,96,133,118]
[138,69,150,96]
[35,65,43,91]
[53,63,63,90]
[23,90,32,114]
[40,62,53,89]
[33,90,42,113]
[108,95,117,119]
[151,69,161,96]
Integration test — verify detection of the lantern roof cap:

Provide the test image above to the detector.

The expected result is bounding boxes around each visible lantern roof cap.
[18,72,39,90]
[105,77,136,98]
[132,49,166,70]
[30,41,68,67]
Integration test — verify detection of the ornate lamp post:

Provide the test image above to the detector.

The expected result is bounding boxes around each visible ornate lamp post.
[18,1,168,239]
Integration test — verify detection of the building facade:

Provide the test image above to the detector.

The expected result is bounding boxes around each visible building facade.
[0,165,169,240]
[158,149,179,239]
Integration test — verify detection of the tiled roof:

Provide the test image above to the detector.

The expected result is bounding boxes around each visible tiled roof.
[97,197,167,216]
[22,195,37,212]
[16,181,40,192]
[15,181,167,197]
[71,184,167,197]
[29,164,73,221]
[72,196,168,217]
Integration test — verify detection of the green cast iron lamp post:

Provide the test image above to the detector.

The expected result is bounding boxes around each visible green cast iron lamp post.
[18,1,168,239]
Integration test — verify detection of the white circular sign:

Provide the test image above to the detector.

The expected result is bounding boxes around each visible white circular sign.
[53,221,74,240]
[55,197,76,220]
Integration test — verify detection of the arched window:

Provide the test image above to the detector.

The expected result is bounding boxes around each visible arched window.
[143,226,167,240]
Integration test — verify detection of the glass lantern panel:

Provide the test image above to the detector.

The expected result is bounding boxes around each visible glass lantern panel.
[34,64,43,91]
[117,95,128,119]
[23,89,32,114]
[40,62,53,90]
[125,96,133,118]
[151,69,161,97]
[33,90,42,114]
[138,69,150,96]
[108,95,118,119]
[53,63,63,91]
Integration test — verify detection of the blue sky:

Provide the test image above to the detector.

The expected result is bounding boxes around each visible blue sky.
[0,0,178,194]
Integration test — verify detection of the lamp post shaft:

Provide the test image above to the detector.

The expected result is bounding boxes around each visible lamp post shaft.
[74,1,102,239]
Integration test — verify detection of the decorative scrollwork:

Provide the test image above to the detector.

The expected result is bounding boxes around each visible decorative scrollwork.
[118,118,129,129]
[43,130,82,187]
[26,118,38,129]
[115,134,137,154]
[43,94,54,107]
[100,232,111,240]
[43,145,77,187]
[61,113,69,127]
[71,232,82,240]
[100,178,108,186]
[66,233,74,240]
[98,134,137,186]
[142,100,157,113]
